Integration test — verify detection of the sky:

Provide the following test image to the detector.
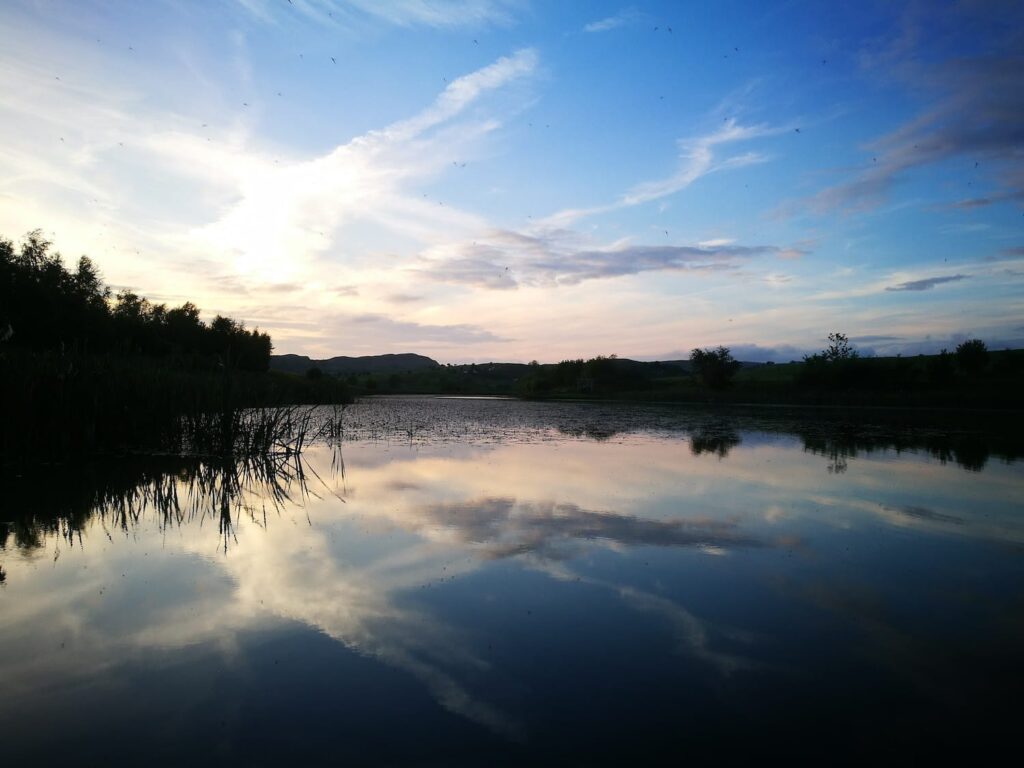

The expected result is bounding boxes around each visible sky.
[1,0,1022,362]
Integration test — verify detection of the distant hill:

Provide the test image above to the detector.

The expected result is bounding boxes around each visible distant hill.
[270,354,761,379]
[271,348,1024,407]
[271,353,440,376]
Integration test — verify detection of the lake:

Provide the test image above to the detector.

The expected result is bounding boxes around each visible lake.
[2,397,1023,764]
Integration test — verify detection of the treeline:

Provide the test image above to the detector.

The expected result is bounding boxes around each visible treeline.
[0,230,271,371]
[518,355,655,397]
[794,334,1023,391]
[0,230,350,462]
[349,336,1024,409]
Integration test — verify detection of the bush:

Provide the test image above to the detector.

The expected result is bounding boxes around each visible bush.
[956,339,988,375]
[690,347,740,390]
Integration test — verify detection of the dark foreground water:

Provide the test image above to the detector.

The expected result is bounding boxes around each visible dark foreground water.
[2,397,1023,764]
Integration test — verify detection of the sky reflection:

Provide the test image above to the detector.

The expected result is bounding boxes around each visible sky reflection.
[1,403,1023,761]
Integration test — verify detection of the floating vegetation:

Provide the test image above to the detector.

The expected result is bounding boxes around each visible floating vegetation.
[326,397,1024,470]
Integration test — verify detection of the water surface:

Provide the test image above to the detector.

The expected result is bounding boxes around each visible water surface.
[2,398,1022,763]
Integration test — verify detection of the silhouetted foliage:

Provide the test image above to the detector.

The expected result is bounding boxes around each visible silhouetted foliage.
[690,346,740,390]
[516,355,655,397]
[0,230,271,371]
[926,349,956,385]
[956,338,988,375]
[0,231,350,462]
[993,349,1024,377]
[799,332,864,389]
[823,332,858,361]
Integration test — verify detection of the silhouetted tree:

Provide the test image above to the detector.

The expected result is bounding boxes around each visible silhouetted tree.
[956,339,988,374]
[823,332,857,361]
[690,346,740,390]
[0,230,273,370]
[799,332,864,389]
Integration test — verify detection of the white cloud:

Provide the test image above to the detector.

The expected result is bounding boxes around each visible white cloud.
[0,39,538,320]
[583,8,640,33]
[190,48,537,284]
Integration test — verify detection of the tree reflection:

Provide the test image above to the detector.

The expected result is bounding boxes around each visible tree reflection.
[797,425,1015,473]
[689,423,742,458]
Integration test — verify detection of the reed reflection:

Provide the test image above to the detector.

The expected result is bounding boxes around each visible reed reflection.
[2,449,332,556]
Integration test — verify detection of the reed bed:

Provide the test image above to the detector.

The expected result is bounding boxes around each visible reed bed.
[0,349,350,463]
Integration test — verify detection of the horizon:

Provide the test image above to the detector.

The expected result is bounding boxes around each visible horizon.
[276,344,1017,367]
[2,1,1022,363]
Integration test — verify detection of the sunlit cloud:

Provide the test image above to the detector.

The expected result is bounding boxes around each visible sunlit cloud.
[1,0,1022,359]
[193,48,537,284]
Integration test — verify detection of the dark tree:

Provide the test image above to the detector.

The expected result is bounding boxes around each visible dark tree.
[798,332,864,389]
[823,332,857,361]
[690,346,740,390]
[0,229,273,371]
[956,339,988,374]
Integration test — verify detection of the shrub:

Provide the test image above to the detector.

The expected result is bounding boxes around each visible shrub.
[690,347,740,390]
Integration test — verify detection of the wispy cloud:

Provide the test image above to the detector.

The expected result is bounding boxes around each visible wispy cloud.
[807,51,1024,213]
[583,8,640,33]
[385,292,425,304]
[944,190,1024,210]
[544,119,780,227]
[276,312,509,357]
[850,334,904,343]
[0,33,537,351]
[885,274,969,292]
[419,228,810,289]
[191,48,537,283]
[237,0,520,28]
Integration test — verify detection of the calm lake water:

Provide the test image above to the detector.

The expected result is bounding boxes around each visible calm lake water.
[2,397,1023,764]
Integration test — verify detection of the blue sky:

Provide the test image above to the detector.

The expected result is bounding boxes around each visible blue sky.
[1,0,1022,361]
